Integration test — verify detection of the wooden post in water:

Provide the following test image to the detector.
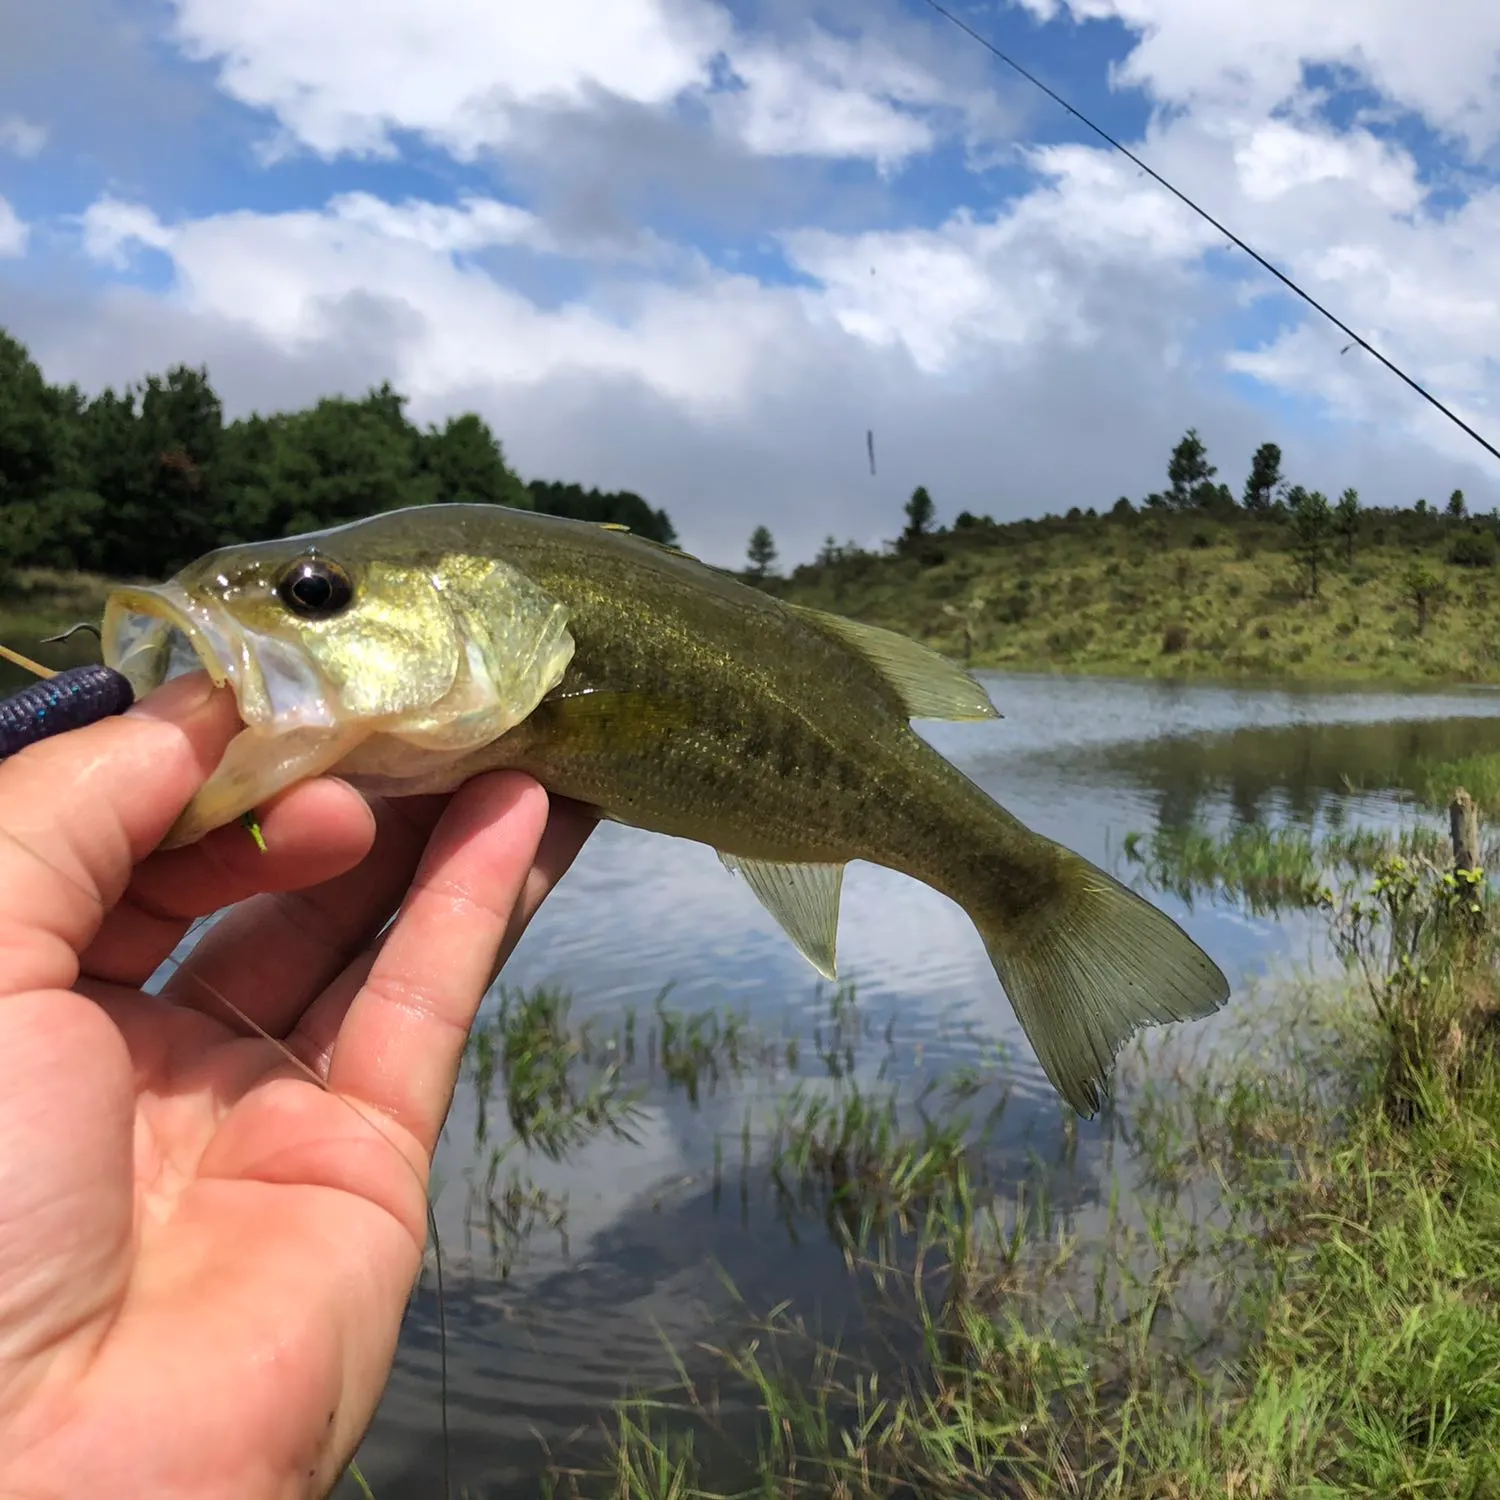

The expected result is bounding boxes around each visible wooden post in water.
[1450,787,1481,873]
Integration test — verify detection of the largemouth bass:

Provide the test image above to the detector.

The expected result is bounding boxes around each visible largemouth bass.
[101,504,1228,1115]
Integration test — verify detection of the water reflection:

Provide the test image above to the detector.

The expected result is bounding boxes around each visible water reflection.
[332,672,1500,1497]
[12,647,1500,1494]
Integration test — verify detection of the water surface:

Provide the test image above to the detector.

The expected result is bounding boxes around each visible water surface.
[322,672,1500,1495]
[9,647,1496,1489]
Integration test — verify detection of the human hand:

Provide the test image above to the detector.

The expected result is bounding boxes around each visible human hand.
[0,673,594,1497]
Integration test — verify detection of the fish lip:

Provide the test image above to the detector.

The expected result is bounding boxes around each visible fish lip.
[102,583,241,700]
[102,583,341,731]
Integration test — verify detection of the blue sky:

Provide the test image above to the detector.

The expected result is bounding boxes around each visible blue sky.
[2,0,1499,562]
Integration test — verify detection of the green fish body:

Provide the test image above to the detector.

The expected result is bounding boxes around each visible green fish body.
[102,504,1229,1114]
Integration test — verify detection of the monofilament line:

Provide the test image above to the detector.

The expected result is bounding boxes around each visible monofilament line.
[162,929,454,1500]
[919,0,1500,467]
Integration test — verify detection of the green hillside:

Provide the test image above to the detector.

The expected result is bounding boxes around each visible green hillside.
[771,499,1500,685]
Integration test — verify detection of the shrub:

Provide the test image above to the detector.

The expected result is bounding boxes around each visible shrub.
[1449,532,1497,569]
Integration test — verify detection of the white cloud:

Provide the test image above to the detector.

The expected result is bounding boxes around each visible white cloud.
[0,115,47,158]
[168,0,728,159]
[1015,0,1500,152]
[73,192,800,420]
[1233,119,1421,211]
[79,196,175,267]
[712,30,943,171]
[327,192,542,254]
[10,0,1500,567]
[0,198,28,258]
[781,142,1224,375]
[165,0,1001,171]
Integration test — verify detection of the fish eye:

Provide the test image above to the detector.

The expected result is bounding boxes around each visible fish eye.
[276,556,354,618]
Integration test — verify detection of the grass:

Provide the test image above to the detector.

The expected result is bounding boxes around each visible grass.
[448,982,923,1279]
[1406,754,1500,820]
[510,811,1500,1500]
[766,1081,977,1251]
[378,816,1500,1498]
[772,505,1500,684]
[1119,820,1457,916]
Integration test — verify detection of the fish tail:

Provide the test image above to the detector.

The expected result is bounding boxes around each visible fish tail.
[968,845,1230,1117]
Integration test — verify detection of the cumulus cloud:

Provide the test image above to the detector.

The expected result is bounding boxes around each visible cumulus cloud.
[4,0,1499,567]
[711,27,948,170]
[78,196,175,266]
[168,0,726,160]
[165,0,1011,170]
[0,199,28,258]
[1016,0,1500,152]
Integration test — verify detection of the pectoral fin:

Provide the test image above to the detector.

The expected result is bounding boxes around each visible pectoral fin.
[719,853,844,980]
[784,603,998,722]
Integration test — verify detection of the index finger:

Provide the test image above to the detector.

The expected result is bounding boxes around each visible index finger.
[326,772,555,1156]
[0,673,243,997]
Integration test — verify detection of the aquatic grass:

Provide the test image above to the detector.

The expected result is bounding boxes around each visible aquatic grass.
[548,995,1500,1499]
[1122,818,1457,917]
[358,811,1500,1498]
[452,984,921,1278]
[462,1154,571,1277]
[467,985,647,1161]
[532,807,1500,1500]
[767,1083,979,1254]
[1407,751,1500,819]
[1122,821,1325,913]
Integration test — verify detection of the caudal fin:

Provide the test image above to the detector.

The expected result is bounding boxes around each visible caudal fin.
[977,853,1230,1117]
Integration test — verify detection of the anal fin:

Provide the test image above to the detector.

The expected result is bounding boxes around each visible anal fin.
[719,853,844,980]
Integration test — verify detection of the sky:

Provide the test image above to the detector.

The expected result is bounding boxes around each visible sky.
[1,0,1499,566]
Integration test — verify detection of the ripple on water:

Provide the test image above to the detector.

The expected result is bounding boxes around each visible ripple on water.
[176,671,1500,1497]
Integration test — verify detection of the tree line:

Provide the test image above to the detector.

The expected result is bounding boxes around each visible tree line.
[0,329,677,579]
[743,428,1489,585]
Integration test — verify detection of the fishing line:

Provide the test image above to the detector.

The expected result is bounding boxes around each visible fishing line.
[160,944,456,1500]
[919,0,1500,467]
[0,645,456,1497]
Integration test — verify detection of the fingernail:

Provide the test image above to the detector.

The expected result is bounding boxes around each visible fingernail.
[126,670,224,721]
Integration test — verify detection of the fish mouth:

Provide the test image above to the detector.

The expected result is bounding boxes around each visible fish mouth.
[101,584,367,848]
[102,584,341,731]
[102,584,237,701]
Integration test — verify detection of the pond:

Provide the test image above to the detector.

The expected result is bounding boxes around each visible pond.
[6,643,1498,1491]
[299,670,1500,1497]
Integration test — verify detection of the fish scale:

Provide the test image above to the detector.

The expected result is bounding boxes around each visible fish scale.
[99,503,1229,1115]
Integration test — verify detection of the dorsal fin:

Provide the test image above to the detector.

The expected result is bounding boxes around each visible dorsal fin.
[784,603,998,722]
[595,521,699,562]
